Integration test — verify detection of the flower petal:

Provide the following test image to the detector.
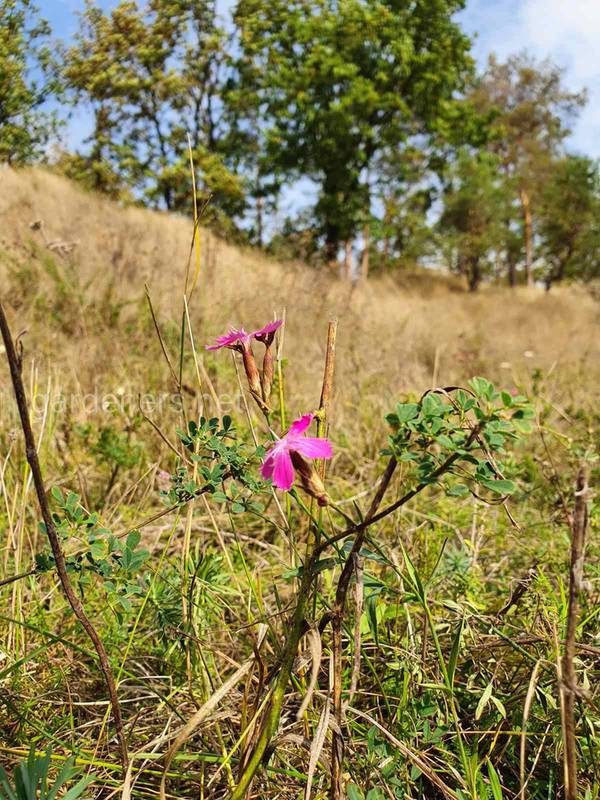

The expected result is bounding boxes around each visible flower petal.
[205,328,249,350]
[272,449,295,491]
[260,451,275,481]
[288,413,314,436]
[252,319,283,340]
[292,436,333,460]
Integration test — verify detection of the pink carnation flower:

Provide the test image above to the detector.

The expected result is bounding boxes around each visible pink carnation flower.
[261,413,333,491]
[206,320,283,352]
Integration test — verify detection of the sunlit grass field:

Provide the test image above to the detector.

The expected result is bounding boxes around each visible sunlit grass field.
[0,169,598,799]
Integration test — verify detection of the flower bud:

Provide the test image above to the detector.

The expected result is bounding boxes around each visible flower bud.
[290,451,329,506]
[262,346,275,402]
[241,349,263,400]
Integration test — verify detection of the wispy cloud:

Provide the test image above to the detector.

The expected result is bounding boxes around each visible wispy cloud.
[460,0,600,156]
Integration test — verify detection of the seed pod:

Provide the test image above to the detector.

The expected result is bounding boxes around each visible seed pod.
[291,451,329,506]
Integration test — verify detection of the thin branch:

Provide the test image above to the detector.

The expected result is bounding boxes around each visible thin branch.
[562,465,589,800]
[0,301,129,771]
[330,455,397,799]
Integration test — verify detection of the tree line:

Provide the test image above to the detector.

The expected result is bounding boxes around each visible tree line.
[2,0,599,289]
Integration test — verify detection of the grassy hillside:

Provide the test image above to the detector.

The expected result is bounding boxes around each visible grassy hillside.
[0,168,598,799]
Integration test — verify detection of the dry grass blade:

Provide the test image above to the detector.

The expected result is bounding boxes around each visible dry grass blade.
[159,658,255,800]
[304,699,331,800]
[347,557,364,707]
[296,625,323,721]
[520,659,541,800]
[345,706,461,800]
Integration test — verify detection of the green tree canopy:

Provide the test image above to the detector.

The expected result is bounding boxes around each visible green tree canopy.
[0,0,62,164]
[233,0,474,262]
[470,53,586,285]
[439,149,507,291]
[63,0,244,217]
[538,155,600,288]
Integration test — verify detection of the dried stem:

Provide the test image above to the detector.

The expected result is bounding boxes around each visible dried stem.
[562,465,589,800]
[0,301,129,771]
[317,320,337,452]
[330,455,397,799]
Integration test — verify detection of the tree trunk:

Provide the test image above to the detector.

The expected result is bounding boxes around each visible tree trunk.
[382,234,390,266]
[468,256,481,292]
[519,187,534,286]
[360,223,370,281]
[324,224,340,266]
[343,239,353,281]
[508,253,517,288]
[256,196,264,247]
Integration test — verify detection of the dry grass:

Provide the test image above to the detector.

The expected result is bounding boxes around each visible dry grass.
[0,167,599,798]
[1,166,598,430]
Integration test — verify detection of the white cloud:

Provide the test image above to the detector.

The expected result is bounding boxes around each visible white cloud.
[460,0,600,156]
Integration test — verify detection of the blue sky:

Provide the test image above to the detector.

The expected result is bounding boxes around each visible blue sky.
[42,0,600,157]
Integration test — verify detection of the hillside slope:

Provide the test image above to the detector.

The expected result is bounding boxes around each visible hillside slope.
[0,167,598,428]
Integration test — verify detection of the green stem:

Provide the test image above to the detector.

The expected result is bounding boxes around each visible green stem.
[228,551,315,800]
[423,601,471,794]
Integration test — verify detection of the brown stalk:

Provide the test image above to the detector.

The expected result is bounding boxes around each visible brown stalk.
[330,456,397,799]
[0,301,128,771]
[562,465,589,800]
[327,423,483,797]
[316,320,337,461]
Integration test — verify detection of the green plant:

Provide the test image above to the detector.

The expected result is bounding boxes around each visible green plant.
[36,488,149,620]
[0,748,94,800]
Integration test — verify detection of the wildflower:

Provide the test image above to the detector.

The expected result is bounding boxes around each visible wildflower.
[206,320,283,408]
[254,320,282,402]
[261,413,333,504]
[206,320,282,352]
[206,328,253,352]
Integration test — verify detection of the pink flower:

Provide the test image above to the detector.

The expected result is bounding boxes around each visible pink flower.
[261,413,333,493]
[206,320,283,352]
[206,328,252,352]
[253,319,283,344]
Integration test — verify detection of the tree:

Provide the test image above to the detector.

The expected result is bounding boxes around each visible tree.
[369,145,435,273]
[233,0,473,265]
[63,0,244,218]
[471,54,586,285]
[439,150,507,291]
[0,0,62,164]
[538,156,600,289]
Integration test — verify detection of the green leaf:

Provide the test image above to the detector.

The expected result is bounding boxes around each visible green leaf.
[51,487,64,505]
[491,695,507,718]
[446,483,470,497]
[395,402,419,423]
[469,376,494,399]
[481,479,516,495]
[347,785,364,800]
[487,762,503,800]
[126,531,141,551]
[400,543,426,602]
[476,682,493,720]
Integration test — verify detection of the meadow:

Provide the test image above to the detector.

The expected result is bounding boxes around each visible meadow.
[0,168,598,800]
